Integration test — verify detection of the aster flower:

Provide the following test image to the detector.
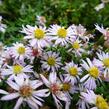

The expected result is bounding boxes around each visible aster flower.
[71,24,92,42]
[1,63,33,80]
[95,24,109,41]
[36,15,46,27]
[0,77,49,109]
[0,16,7,33]
[62,61,82,85]
[60,74,78,100]
[47,24,76,46]
[10,42,32,61]
[80,90,109,109]
[93,51,109,79]
[21,25,50,49]
[41,51,62,72]
[77,86,90,109]
[40,72,70,109]
[80,58,101,90]
[68,38,85,56]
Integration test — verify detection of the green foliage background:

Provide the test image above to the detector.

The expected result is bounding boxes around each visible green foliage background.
[1,0,109,45]
[1,0,109,109]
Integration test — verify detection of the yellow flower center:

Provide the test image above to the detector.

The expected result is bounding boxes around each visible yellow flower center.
[89,67,99,78]
[17,46,25,55]
[62,83,71,91]
[34,28,45,39]
[96,95,109,109]
[69,67,78,76]
[13,65,23,74]
[19,85,33,97]
[57,28,67,38]
[103,58,109,67]
[47,57,56,66]
[72,41,80,49]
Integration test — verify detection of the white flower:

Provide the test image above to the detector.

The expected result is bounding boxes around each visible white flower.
[1,63,33,80]
[21,25,51,49]
[80,90,109,109]
[95,3,105,11]
[93,51,109,78]
[0,16,7,33]
[41,51,62,72]
[10,42,32,61]
[36,15,46,27]
[59,74,78,102]
[68,38,85,56]
[95,0,109,11]
[80,58,101,90]
[71,24,92,42]
[0,77,49,109]
[47,24,76,46]
[40,72,70,109]
[62,61,82,84]
[95,24,109,41]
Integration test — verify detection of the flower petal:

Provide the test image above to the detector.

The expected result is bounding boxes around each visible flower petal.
[14,97,23,109]
[1,93,19,100]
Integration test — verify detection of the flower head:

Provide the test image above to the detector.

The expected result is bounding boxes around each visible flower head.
[80,90,109,109]
[80,58,101,90]
[0,77,49,109]
[40,72,70,109]
[21,25,51,49]
[63,61,82,84]
[41,51,62,72]
[47,24,76,46]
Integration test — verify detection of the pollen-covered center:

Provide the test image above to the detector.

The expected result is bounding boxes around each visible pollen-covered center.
[34,28,45,39]
[47,57,56,66]
[96,95,109,109]
[89,67,99,78]
[103,58,109,67]
[57,28,67,38]
[50,83,60,94]
[17,46,25,55]
[62,83,71,91]
[19,85,33,97]
[13,65,23,74]
[72,41,80,49]
[69,67,78,76]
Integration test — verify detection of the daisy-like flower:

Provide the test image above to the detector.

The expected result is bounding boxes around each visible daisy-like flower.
[0,16,7,33]
[40,72,70,109]
[71,24,93,42]
[21,25,50,49]
[36,15,46,27]
[0,77,49,109]
[60,74,78,100]
[93,51,109,79]
[77,86,90,109]
[95,24,109,41]
[80,90,109,109]
[1,63,33,80]
[10,42,32,61]
[47,24,76,46]
[80,58,101,90]
[41,51,62,72]
[68,38,85,56]
[62,61,82,85]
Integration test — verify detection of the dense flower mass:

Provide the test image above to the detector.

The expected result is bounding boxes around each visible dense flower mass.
[0,18,109,109]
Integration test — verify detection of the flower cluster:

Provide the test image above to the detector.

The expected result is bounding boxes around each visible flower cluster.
[0,20,109,109]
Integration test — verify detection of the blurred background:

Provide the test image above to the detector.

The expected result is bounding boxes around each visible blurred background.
[0,0,109,45]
